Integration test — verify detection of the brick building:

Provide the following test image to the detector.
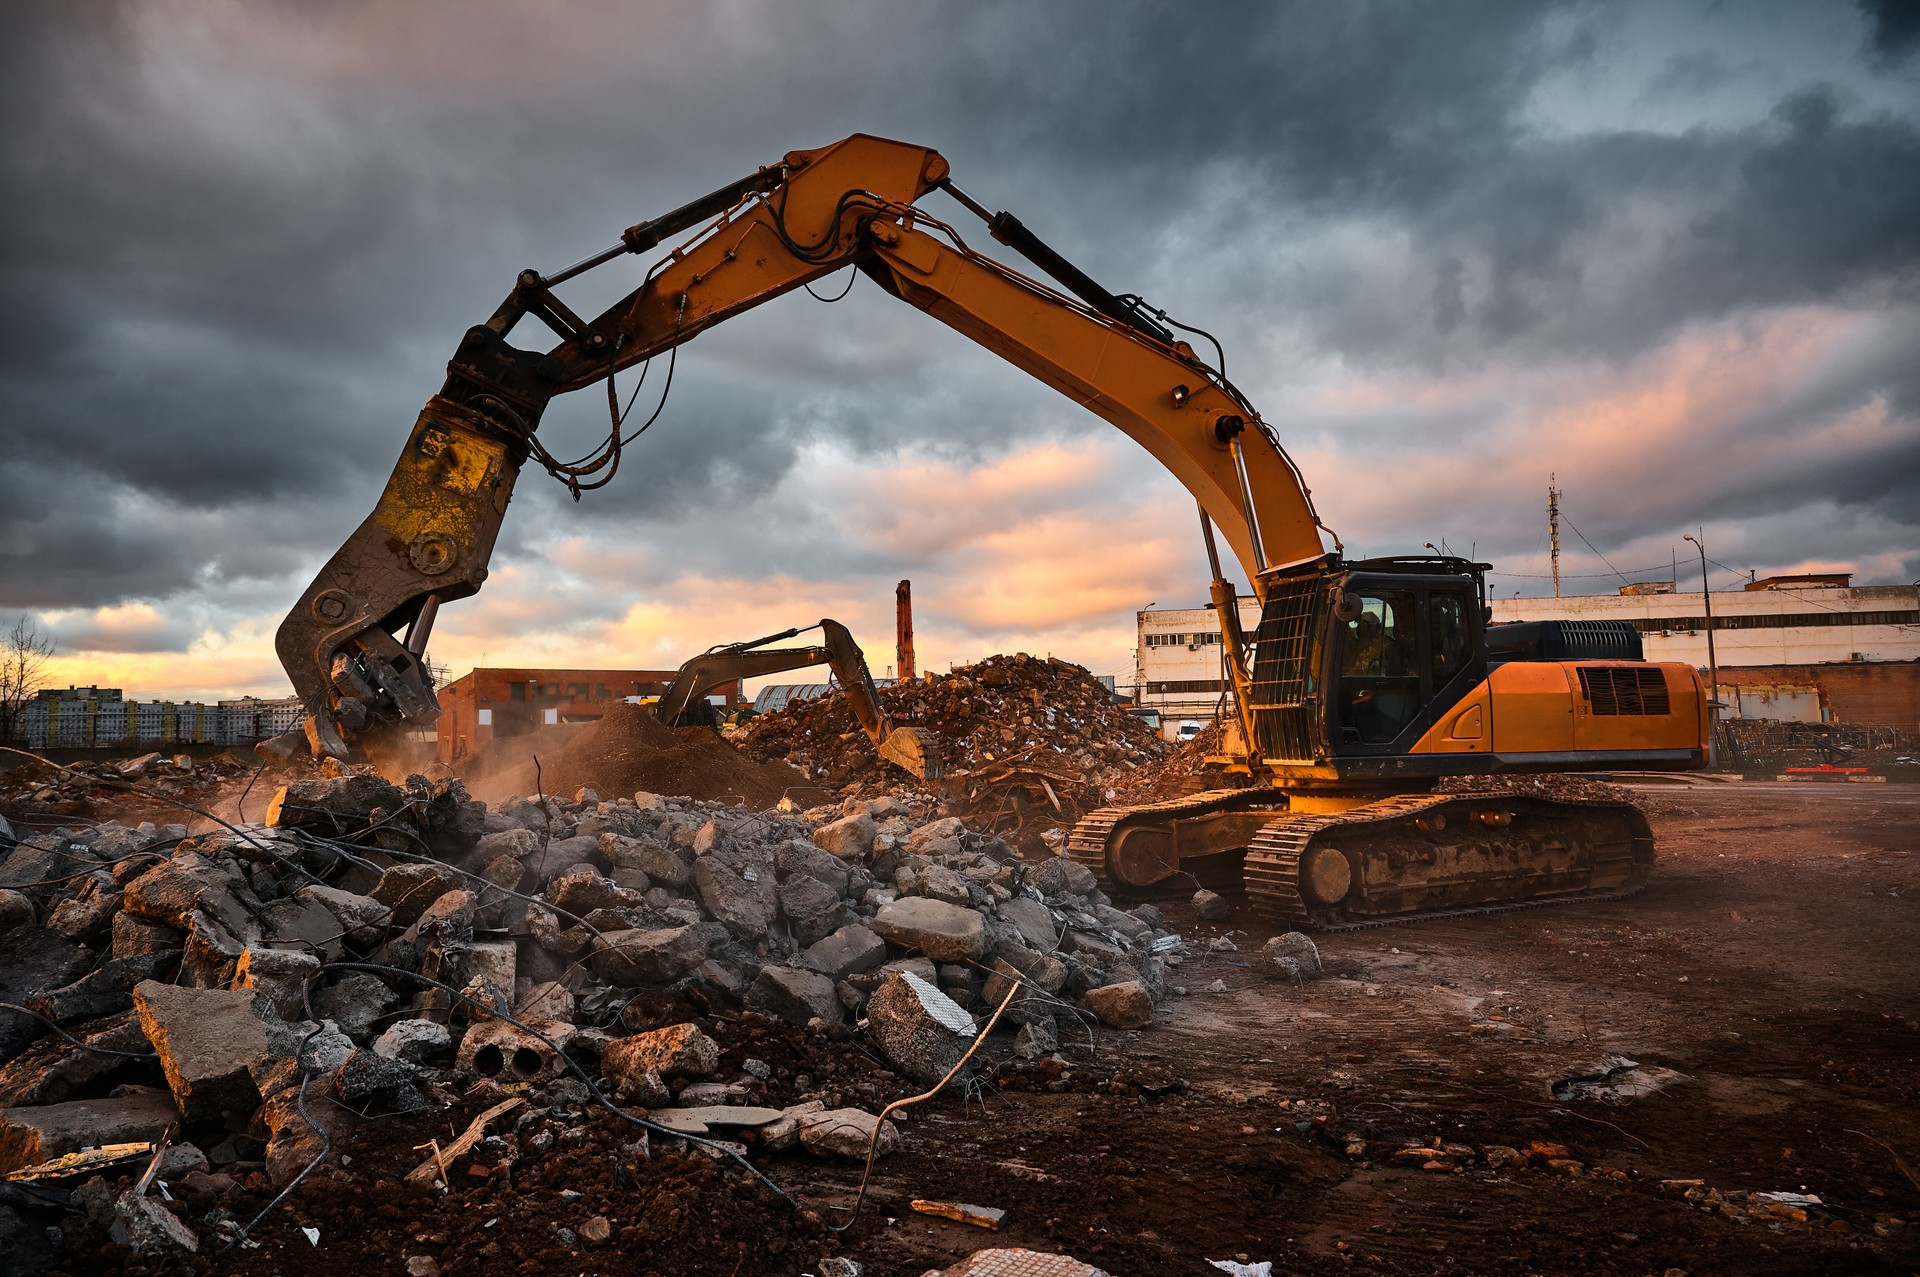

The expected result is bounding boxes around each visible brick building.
[436,667,745,764]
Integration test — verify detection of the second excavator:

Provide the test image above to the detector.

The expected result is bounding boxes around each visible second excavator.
[269,133,1706,928]
[649,619,940,782]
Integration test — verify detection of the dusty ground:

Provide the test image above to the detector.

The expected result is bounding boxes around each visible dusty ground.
[44,780,1920,1276]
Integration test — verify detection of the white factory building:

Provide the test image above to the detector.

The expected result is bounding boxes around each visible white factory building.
[1135,573,1920,734]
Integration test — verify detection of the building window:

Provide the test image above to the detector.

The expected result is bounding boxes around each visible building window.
[1146,679,1226,695]
[477,709,493,726]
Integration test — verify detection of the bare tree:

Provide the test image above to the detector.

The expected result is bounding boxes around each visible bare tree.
[0,616,56,747]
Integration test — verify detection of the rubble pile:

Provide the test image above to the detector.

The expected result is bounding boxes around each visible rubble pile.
[1107,716,1239,805]
[1437,772,1638,804]
[736,653,1171,847]
[0,750,263,827]
[0,761,1191,1262]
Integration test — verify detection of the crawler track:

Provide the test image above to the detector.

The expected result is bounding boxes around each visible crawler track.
[1242,793,1653,929]
[1065,788,1278,888]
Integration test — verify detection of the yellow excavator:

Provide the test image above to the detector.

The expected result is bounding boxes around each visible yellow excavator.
[270,134,1706,927]
[651,619,940,781]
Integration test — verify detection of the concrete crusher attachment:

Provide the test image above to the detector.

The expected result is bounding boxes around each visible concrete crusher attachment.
[1067,790,1653,930]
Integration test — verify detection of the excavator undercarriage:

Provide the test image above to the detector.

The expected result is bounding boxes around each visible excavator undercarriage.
[1067,788,1652,930]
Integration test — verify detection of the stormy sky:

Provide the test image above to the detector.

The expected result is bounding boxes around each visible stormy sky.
[3,0,1917,700]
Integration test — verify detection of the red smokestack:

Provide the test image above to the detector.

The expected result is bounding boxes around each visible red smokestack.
[895,579,916,682]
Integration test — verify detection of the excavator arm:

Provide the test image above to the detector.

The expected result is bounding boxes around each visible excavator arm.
[650,619,942,781]
[273,133,1332,759]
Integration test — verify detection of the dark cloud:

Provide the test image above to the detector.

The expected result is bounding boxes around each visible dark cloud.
[1859,0,1920,64]
[1,0,1916,679]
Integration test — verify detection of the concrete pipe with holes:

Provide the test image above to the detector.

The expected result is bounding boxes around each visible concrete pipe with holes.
[456,1017,577,1085]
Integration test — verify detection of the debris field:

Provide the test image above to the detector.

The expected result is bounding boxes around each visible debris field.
[734,653,1172,851]
[0,724,1915,1275]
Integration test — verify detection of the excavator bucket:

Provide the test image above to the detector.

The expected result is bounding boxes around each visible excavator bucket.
[878,727,943,782]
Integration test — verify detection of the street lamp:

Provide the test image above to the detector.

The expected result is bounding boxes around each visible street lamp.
[1683,533,1720,766]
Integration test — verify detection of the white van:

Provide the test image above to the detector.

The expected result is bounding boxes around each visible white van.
[1175,720,1203,742]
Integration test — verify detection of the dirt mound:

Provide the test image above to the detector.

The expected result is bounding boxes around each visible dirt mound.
[535,703,810,809]
[736,652,1170,848]
[454,704,809,809]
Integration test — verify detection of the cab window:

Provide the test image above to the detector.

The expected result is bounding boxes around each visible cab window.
[1339,592,1419,743]
[1429,593,1469,682]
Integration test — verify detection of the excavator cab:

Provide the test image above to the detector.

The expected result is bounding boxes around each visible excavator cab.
[1325,560,1485,756]
[1245,556,1489,772]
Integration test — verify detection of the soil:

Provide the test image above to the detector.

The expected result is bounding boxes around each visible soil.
[459,704,812,810]
[38,780,1920,1275]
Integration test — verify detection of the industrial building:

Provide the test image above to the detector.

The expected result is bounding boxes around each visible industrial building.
[1136,573,1920,733]
[436,667,745,764]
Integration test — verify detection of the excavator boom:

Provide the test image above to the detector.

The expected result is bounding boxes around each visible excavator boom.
[272,133,1328,759]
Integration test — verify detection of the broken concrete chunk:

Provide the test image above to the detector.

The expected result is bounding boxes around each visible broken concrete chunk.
[801,923,888,981]
[812,811,876,859]
[692,843,778,938]
[110,1188,198,1255]
[905,816,965,858]
[1028,856,1097,899]
[473,827,540,863]
[295,884,392,947]
[547,868,638,918]
[775,839,851,895]
[0,1010,151,1107]
[457,1017,575,1085]
[0,889,34,937]
[120,852,249,934]
[1256,932,1323,982]
[870,897,988,962]
[111,911,184,959]
[1083,980,1154,1029]
[370,864,465,926]
[30,952,176,1024]
[759,1099,826,1151]
[778,874,847,946]
[526,835,603,886]
[372,1018,452,1065]
[996,896,1058,950]
[602,833,692,888]
[601,1023,719,1084]
[797,1107,898,1160]
[0,1089,180,1175]
[264,773,407,834]
[336,1047,432,1111]
[1191,888,1232,921]
[591,925,712,986]
[747,966,845,1026]
[132,980,269,1121]
[311,971,397,1040]
[45,873,121,940]
[232,947,321,1022]
[865,970,976,1083]
[1012,1018,1058,1059]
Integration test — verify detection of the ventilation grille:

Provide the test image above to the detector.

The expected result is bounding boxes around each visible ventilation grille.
[1577,666,1671,716]
[1248,576,1326,761]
